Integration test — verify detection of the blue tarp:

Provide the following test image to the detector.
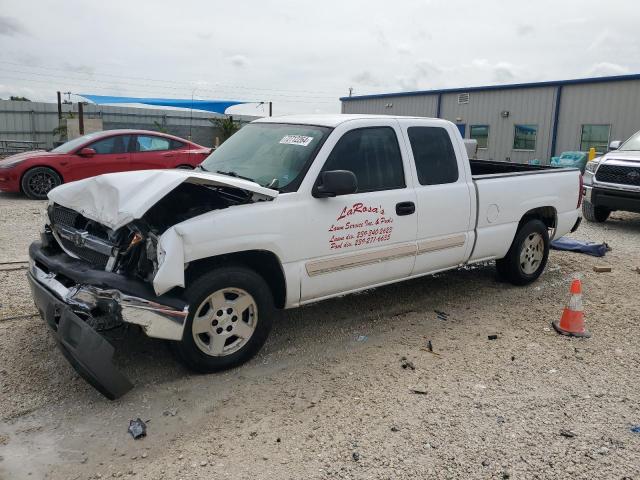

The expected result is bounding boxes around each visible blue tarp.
[550,237,609,257]
[79,94,249,114]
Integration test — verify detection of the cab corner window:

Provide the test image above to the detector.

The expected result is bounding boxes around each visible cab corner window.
[322,127,405,193]
[136,135,170,152]
[407,127,459,185]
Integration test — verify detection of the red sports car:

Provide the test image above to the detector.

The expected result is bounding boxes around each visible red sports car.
[0,129,211,199]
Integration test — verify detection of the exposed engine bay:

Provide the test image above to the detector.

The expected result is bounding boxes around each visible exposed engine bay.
[47,182,255,283]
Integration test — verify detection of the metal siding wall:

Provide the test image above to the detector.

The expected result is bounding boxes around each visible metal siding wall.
[555,80,640,153]
[341,95,438,117]
[0,100,258,148]
[439,87,557,163]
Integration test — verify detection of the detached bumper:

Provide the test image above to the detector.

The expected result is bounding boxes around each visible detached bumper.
[28,241,189,399]
[28,273,133,399]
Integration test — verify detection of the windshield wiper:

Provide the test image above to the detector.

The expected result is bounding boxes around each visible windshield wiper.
[216,170,255,182]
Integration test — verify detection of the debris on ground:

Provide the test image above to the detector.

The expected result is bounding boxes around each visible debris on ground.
[400,357,415,370]
[163,408,178,417]
[593,266,612,273]
[426,340,433,352]
[352,452,360,461]
[550,237,609,257]
[560,429,576,438]
[435,310,449,321]
[630,426,640,434]
[488,334,498,340]
[128,418,147,440]
[409,385,428,394]
[356,335,368,342]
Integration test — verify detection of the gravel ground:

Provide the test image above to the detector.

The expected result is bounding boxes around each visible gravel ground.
[1,192,639,480]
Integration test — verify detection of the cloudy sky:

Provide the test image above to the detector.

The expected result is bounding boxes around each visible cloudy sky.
[0,0,638,116]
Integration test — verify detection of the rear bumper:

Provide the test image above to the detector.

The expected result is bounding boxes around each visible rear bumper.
[28,241,189,399]
[584,185,640,213]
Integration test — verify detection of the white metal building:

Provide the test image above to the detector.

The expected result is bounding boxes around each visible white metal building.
[340,74,640,164]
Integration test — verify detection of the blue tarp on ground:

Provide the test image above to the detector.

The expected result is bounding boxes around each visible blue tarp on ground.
[79,94,250,114]
[550,237,609,257]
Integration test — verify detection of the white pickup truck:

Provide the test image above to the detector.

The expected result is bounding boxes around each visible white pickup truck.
[28,114,582,398]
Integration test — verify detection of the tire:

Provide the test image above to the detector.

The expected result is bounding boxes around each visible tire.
[173,266,274,373]
[582,200,610,223]
[495,219,549,286]
[21,167,62,200]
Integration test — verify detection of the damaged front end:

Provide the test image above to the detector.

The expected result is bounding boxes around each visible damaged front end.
[29,170,278,399]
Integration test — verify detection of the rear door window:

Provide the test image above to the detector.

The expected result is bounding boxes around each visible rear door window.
[322,127,405,193]
[407,127,459,185]
[136,135,171,152]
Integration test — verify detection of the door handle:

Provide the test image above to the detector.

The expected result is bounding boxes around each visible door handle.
[396,201,415,216]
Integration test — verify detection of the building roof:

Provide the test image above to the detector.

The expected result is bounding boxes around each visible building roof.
[340,73,640,102]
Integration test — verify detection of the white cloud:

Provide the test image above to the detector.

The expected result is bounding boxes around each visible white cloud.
[228,55,249,68]
[0,15,27,36]
[587,62,630,77]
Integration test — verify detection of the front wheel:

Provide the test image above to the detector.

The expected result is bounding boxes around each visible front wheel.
[495,219,549,286]
[21,167,62,200]
[582,200,610,223]
[173,266,274,373]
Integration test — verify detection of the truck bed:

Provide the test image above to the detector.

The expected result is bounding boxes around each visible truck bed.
[470,159,554,177]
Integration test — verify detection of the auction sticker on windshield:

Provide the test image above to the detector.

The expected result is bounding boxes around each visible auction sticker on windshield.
[279,135,314,146]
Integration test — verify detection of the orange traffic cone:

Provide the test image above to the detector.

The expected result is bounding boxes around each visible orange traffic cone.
[552,278,591,338]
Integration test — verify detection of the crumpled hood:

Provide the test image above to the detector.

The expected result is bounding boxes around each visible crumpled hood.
[47,169,278,230]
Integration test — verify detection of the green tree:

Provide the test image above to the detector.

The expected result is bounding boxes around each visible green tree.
[209,116,240,143]
[10,96,31,101]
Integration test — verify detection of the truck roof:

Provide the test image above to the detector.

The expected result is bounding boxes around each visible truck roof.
[254,114,449,128]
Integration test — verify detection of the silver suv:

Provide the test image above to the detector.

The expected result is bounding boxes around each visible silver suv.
[583,131,640,222]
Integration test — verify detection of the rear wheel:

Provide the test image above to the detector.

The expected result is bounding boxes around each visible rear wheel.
[21,167,62,200]
[582,200,610,223]
[176,164,194,169]
[495,219,549,285]
[173,266,274,373]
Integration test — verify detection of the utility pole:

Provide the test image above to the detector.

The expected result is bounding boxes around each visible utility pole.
[78,101,84,135]
[56,91,62,120]
[268,101,272,117]
[348,87,353,97]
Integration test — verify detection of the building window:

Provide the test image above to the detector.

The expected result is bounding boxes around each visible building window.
[513,124,537,151]
[580,124,610,153]
[470,125,489,149]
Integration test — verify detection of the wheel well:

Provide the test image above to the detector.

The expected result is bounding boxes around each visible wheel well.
[185,250,286,308]
[19,165,64,192]
[518,206,557,231]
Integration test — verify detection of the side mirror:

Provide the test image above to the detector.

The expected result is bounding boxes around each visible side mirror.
[313,170,357,198]
[78,147,96,157]
[609,140,621,151]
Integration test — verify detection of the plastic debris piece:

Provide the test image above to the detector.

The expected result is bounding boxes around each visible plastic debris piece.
[128,418,147,439]
[630,426,640,434]
[356,335,368,342]
[488,334,498,340]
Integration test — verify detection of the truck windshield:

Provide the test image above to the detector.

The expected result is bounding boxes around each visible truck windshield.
[619,131,640,151]
[201,123,330,190]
